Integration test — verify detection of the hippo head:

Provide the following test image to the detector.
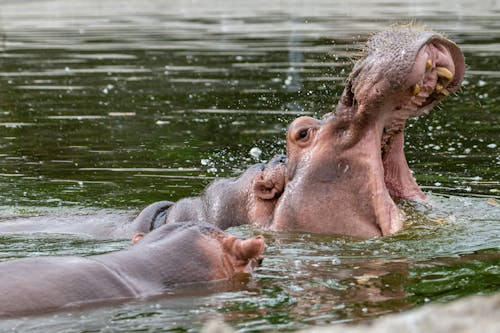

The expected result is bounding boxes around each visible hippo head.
[208,231,266,276]
[180,224,266,278]
[246,154,287,226]
[133,222,266,282]
[201,154,287,229]
[270,26,465,238]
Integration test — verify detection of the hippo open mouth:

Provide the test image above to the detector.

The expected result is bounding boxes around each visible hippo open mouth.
[337,26,465,202]
[270,26,465,238]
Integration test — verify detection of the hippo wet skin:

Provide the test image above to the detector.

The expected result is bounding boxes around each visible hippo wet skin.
[0,222,265,317]
[269,25,465,238]
[135,155,287,230]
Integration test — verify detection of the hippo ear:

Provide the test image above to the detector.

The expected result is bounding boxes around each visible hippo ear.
[131,232,145,245]
[253,178,280,200]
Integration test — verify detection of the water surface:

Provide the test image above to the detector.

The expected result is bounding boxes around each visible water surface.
[0,0,499,332]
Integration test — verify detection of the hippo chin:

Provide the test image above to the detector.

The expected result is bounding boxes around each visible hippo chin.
[269,26,465,238]
[0,222,265,317]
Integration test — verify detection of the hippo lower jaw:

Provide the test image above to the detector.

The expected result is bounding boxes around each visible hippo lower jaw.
[270,26,465,238]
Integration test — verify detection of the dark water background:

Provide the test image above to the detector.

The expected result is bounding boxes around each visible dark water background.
[0,0,498,332]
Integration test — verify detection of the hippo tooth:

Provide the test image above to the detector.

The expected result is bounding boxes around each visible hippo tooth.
[426,59,433,71]
[435,82,444,93]
[439,88,450,97]
[431,91,446,100]
[436,66,453,81]
[412,84,421,96]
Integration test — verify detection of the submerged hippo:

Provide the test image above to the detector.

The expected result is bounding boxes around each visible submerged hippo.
[0,222,265,317]
[134,154,286,231]
[269,26,465,238]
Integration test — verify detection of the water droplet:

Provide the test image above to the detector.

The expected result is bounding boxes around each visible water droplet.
[200,159,209,166]
[249,147,262,159]
[331,257,341,265]
[487,143,497,149]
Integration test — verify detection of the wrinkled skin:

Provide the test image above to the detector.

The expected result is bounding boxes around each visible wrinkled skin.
[0,222,265,317]
[138,155,287,230]
[270,26,465,238]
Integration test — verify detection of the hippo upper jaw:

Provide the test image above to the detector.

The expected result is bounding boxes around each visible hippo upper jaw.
[270,26,465,239]
[340,27,465,202]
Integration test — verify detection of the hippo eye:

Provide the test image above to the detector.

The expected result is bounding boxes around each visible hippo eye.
[297,128,309,140]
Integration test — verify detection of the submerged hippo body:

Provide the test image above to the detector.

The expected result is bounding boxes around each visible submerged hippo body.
[0,222,265,317]
[0,203,173,239]
[270,26,465,238]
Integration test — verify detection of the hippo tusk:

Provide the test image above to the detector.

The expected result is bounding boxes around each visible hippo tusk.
[435,82,444,93]
[436,66,453,81]
[426,59,433,71]
[412,84,421,96]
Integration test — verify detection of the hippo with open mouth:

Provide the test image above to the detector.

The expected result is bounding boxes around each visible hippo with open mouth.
[269,25,465,238]
[124,26,466,239]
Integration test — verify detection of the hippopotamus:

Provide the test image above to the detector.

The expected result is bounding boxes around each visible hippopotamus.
[0,155,286,239]
[0,222,265,317]
[136,154,286,231]
[268,26,465,238]
[129,27,465,240]
[135,26,465,239]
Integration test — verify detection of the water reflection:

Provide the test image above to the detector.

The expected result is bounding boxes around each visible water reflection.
[0,0,499,331]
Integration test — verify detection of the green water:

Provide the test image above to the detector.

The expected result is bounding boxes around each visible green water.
[0,0,499,332]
